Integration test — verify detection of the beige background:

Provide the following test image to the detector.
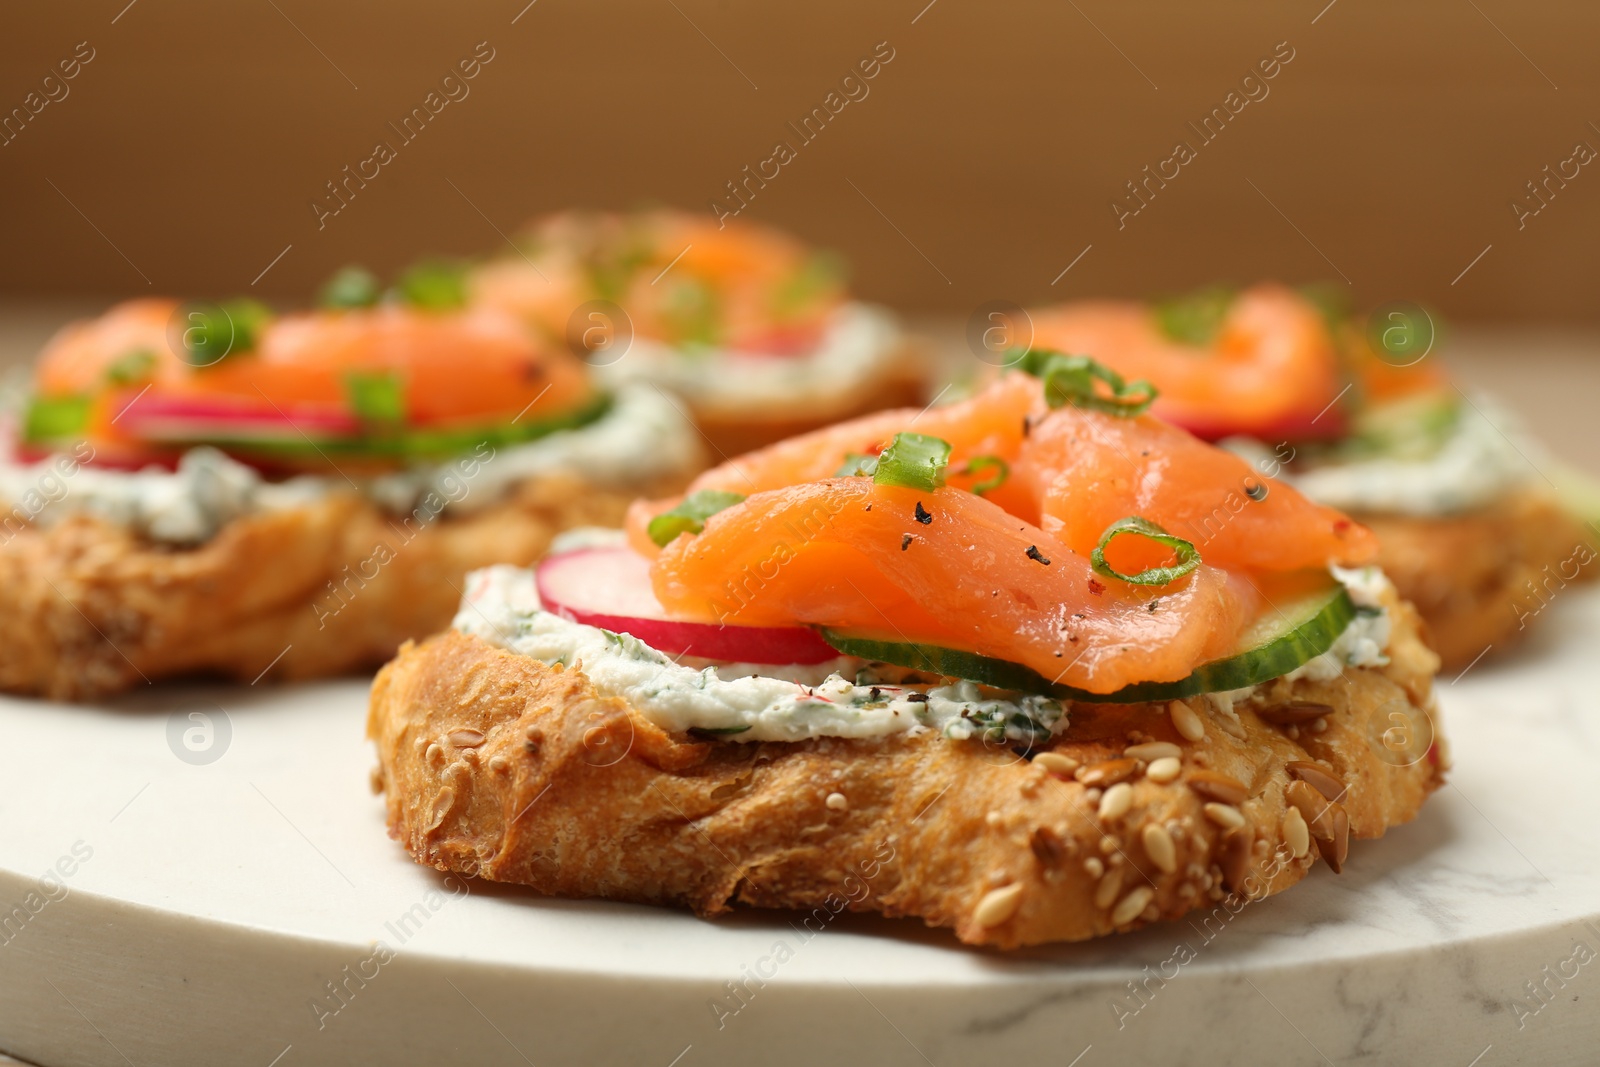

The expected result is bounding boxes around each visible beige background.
[1,0,1598,323]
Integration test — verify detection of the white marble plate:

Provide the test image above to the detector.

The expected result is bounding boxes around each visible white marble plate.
[2,589,1598,1067]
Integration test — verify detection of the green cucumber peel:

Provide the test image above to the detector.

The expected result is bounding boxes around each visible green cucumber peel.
[156,390,613,463]
[22,394,93,444]
[821,582,1356,705]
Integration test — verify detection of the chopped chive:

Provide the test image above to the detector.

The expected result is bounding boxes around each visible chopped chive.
[319,265,382,309]
[688,725,752,739]
[345,370,407,425]
[180,298,273,366]
[105,348,156,386]
[647,489,747,547]
[1090,516,1201,586]
[1153,284,1237,346]
[872,432,952,491]
[395,259,469,311]
[835,451,878,477]
[21,394,92,442]
[1010,349,1156,417]
[962,454,1009,495]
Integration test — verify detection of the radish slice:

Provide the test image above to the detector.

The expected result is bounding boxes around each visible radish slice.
[535,546,841,665]
[117,393,360,440]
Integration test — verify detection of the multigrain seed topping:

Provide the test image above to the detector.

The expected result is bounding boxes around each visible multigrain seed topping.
[1314,804,1351,873]
[1125,741,1182,762]
[1142,823,1178,873]
[1098,782,1134,821]
[1076,758,1138,788]
[974,883,1024,928]
[1286,760,1347,803]
[1256,701,1336,725]
[1112,886,1155,926]
[1284,780,1327,825]
[1282,806,1311,859]
[1033,752,1079,778]
[1146,756,1182,783]
[1093,866,1124,909]
[1029,825,1065,865]
[1187,770,1249,806]
[1169,700,1206,742]
[1203,802,1247,830]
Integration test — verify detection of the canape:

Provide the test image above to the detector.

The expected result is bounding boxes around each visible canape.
[1028,284,1598,669]
[368,353,1446,947]
[467,209,928,455]
[0,273,702,699]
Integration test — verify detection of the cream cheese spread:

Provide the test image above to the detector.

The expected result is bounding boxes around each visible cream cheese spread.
[452,554,1394,744]
[0,383,700,544]
[593,303,905,417]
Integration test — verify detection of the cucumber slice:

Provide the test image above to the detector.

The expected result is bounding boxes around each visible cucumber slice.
[821,581,1356,704]
[818,632,1063,695]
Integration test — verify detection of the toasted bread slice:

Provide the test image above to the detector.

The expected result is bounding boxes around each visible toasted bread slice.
[1358,489,1597,671]
[0,472,687,700]
[367,590,1446,948]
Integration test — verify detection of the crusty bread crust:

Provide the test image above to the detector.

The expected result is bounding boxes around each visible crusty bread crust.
[1358,489,1598,671]
[0,472,688,700]
[367,591,1447,948]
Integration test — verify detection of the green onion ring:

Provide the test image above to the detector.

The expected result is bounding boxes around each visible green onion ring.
[647,489,747,547]
[1010,349,1157,417]
[1090,516,1200,586]
[962,454,1009,495]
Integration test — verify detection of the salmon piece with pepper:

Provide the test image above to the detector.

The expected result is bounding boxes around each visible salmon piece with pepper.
[692,372,1040,495]
[624,372,1044,557]
[649,477,1251,693]
[1015,403,1380,573]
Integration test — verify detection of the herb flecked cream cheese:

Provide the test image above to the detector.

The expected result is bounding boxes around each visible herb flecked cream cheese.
[451,547,1397,744]
[0,383,700,544]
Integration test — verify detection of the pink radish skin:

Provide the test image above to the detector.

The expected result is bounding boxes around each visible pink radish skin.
[119,393,359,438]
[535,547,841,666]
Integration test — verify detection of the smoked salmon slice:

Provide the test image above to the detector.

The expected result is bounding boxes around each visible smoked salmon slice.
[684,371,1041,496]
[639,365,1377,574]
[1015,403,1380,572]
[1029,284,1344,439]
[650,478,1253,693]
[29,298,600,471]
